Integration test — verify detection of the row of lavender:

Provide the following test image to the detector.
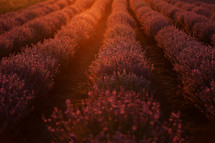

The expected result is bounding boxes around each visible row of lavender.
[165,0,215,14]
[0,0,90,58]
[0,0,74,34]
[144,0,215,47]
[163,0,215,20]
[0,0,114,134]
[0,0,57,19]
[130,0,215,121]
[44,0,186,142]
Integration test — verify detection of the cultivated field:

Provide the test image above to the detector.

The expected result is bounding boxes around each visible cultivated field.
[0,0,215,142]
[0,0,46,14]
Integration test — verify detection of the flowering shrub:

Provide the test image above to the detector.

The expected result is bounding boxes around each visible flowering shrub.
[0,0,111,133]
[178,12,208,32]
[0,0,94,58]
[141,12,170,38]
[176,2,194,11]
[111,0,128,12]
[107,12,135,28]
[136,7,152,20]
[91,71,151,94]
[155,26,204,63]
[87,0,153,93]
[0,0,74,34]
[0,37,78,134]
[131,0,215,121]
[44,0,188,142]
[130,0,170,38]
[192,21,215,44]
[144,0,179,19]
[0,73,34,133]
[33,37,78,64]
[88,0,152,84]
[161,6,180,19]
[104,25,136,39]
[145,0,215,46]
[0,25,36,58]
[44,89,186,143]
[164,0,213,19]
[56,0,111,42]
[192,7,211,18]
[89,37,152,81]
[1,50,57,95]
[155,26,215,120]
[129,0,148,12]
[56,14,95,41]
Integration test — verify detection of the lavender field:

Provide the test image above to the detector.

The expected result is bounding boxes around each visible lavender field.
[0,0,215,142]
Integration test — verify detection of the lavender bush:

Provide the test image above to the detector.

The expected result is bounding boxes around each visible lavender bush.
[0,0,111,133]
[44,89,185,143]
[0,0,74,34]
[89,37,152,81]
[0,73,34,133]
[131,0,215,122]
[0,0,94,58]
[156,26,215,120]
[44,0,187,142]
[145,0,215,46]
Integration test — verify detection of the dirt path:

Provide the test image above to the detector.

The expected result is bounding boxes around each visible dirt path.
[4,3,112,143]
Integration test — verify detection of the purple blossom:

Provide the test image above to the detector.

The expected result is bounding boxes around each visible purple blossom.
[0,0,94,58]
[0,0,73,34]
[156,26,215,120]
[0,0,109,133]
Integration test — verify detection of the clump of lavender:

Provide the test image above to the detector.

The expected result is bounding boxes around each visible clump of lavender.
[156,26,215,120]
[0,0,73,34]
[44,89,186,143]
[144,0,215,46]
[92,71,151,94]
[89,37,153,82]
[0,0,94,58]
[0,73,34,133]
[44,0,188,142]
[0,0,110,133]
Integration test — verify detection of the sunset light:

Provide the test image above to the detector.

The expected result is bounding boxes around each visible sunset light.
[0,0,215,142]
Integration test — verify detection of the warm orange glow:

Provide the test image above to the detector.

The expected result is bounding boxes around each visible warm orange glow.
[0,0,215,142]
